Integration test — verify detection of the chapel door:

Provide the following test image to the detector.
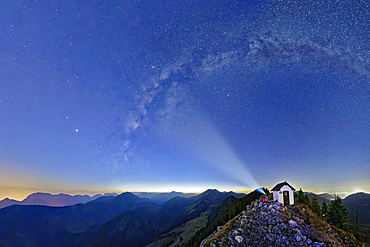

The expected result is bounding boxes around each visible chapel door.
[283,191,289,205]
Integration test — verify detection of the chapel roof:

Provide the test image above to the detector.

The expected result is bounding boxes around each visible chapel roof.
[271,181,296,191]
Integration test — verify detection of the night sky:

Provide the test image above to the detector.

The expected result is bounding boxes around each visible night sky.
[0,0,369,199]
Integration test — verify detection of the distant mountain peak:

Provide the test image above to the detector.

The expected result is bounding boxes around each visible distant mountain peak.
[117,192,141,200]
[25,192,48,197]
[119,191,135,195]
[203,189,221,194]
[350,192,368,196]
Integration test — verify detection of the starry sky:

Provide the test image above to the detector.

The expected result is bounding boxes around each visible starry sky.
[0,0,369,200]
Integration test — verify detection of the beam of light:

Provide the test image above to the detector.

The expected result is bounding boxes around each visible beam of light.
[173,115,260,191]
[132,65,262,191]
[255,188,266,194]
[123,55,263,192]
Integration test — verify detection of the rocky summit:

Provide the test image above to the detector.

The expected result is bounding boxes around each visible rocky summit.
[201,200,359,247]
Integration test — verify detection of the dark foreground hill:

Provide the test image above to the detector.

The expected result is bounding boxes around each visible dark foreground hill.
[343,192,370,226]
[343,192,370,244]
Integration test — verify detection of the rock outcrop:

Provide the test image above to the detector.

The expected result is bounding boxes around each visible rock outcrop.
[201,200,359,247]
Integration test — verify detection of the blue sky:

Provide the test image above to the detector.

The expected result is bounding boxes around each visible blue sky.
[0,0,368,199]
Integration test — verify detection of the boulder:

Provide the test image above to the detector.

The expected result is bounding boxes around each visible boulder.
[235,235,243,243]
[289,220,298,228]
[268,219,276,225]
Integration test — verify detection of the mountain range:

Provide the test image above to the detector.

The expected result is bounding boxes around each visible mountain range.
[306,192,334,205]
[0,192,112,209]
[0,189,245,247]
[132,191,199,204]
[0,191,212,209]
[0,190,368,246]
